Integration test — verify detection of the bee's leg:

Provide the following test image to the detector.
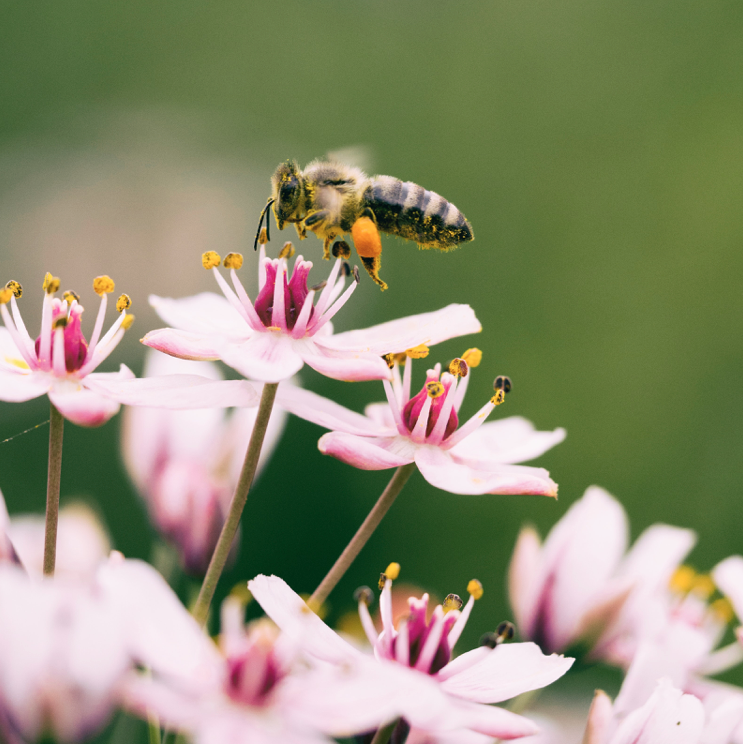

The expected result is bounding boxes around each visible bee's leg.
[351,216,388,291]
[294,223,307,240]
[360,207,377,223]
[322,235,334,260]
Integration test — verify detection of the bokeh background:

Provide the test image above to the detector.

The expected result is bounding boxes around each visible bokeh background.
[1,1,742,734]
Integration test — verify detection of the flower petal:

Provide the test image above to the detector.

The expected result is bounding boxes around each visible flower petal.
[276,384,393,437]
[0,369,49,402]
[302,342,392,382]
[508,526,543,640]
[319,432,415,470]
[582,690,614,744]
[48,381,121,427]
[150,293,246,337]
[323,304,481,355]
[711,556,743,620]
[218,333,305,383]
[142,328,224,361]
[437,642,573,704]
[415,446,558,496]
[448,417,566,465]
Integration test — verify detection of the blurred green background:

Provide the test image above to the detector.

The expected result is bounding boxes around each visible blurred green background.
[1,0,742,724]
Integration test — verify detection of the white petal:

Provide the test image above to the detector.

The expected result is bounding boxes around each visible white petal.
[142,328,224,361]
[219,333,305,382]
[302,343,392,382]
[712,556,743,620]
[319,432,415,470]
[49,381,121,427]
[508,526,543,640]
[0,369,49,402]
[150,292,246,337]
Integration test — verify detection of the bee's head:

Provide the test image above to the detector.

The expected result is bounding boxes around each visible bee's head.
[271,161,304,228]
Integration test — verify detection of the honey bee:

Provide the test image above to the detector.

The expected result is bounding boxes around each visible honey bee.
[255,160,474,290]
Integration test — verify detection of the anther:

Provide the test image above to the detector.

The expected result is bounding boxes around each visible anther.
[710,597,734,624]
[378,573,388,590]
[309,281,327,292]
[340,261,351,278]
[443,594,463,613]
[385,562,400,581]
[0,288,12,304]
[201,251,221,270]
[669,566,696,594]
[332,240,352,259]
[44,274,61,294]
[116,294,132,313]
[426,381,445,399]
[491,376,512,406]
[353,586,374,606]
[53,316,68,329]
[121,314,135,330]
[5,281,22,299]
[406,344,430,359]
[449,358,469,378]
[92,275,114,296]
[259,227,269,245]
[223,252,244,270]
[352,265,360,283]
[63,290,80,303]
[383,353,395,369]
[691,574,715,599]
[497,621,515,642]
[467,579,484,600]
[462,348,482,368]
[480,632,498,649]
[279,242,295,260]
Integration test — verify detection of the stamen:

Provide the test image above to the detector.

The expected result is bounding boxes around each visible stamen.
[448,358,469,378]
[354,586,374,605]
[5,281,22,298]
[462,348,482,368]
[63,290,80,303]
[378,568,395,655]
[85,291,109,363]
[410,395,432,444]
[492,375,512,405]
[290,288,316,338]
[443,594,463,613]
[385,562,400,580]
[691,574,715,599]
[223,252,244,270]
[211,265,252,324]
[440,396,499,450]
[308,273,358,334]
[43,273,61,294]
[52,326,66,376]
[259,227,269,246]
[258,243,267,290]
[0,288,11,304]
[669,566,696,594]
[6,294,35,363]
[38,286,55,369]
[355,586,379,647]
[312,258,343,320]
[710,598,734,624]
[116,294,131,313]
[448,580,484,648]
[426,381,445,399]
[279,242,295,259]
[92,275,114,296]
[309,281,327,292]
[271,261,287,331]
[332,241,352,259]
[428,375,459,445]
[383,379,407,434]
[479,622,515,649]
[402,352,413,405]
[202,251,222,270]
[121,314,135,330]
[406,344,429,359]
[383,353,395,369]
[395,619,410,666]
[467,579,484,600]
[414,606,446,673]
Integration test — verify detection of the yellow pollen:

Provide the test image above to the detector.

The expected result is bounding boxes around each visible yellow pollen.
[44,274,61,294]
[385,562,400,581]
[121,314,135,330]
[116,294,132,313]
[5,281,22,299]
[382,353,395,369]
[63,290,80,303]
[259,227,269,245]
[449,358,469,378]
[443,594,463,613]
[462,348,482,368]
[223,252,244,270]
[5,356,29,369]
[202,251,222,269]
[406,344,430,359]
[710,597,735,624]
[669,565,696,594]
[690,574,715,599]
[229,582,253,605]
[93,275,114,296]
[53,316,68,329]
[279,242,295,259]
[491,390,506,406]
[467,579,484,600]
[426,381,445,399]
[0,288,11,305]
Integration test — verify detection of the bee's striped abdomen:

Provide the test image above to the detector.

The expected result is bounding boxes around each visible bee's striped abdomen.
[362,176,473,250]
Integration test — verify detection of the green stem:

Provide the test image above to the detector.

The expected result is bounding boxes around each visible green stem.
[191,382,279,628]
[42,403,64,576]
[370,719,399,744]
[147,713,161,744]
[309,463,415,610]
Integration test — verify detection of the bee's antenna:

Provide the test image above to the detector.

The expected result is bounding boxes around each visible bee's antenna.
[254,198,275,250]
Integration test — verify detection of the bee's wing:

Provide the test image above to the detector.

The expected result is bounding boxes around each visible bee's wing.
[325,145,375,173]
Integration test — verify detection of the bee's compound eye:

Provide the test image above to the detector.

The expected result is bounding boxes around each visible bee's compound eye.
[493,376,512,394]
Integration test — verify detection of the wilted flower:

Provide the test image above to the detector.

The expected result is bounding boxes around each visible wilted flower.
[142,243,481,383]
[277,352,564,496]
[509,485,696,662]
[122,351,287,573]
[249,567,574,741]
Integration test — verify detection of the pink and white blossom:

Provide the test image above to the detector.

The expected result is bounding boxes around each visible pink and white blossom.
[276,354,564,496]
[122,351,287,573]
[142,244,481,383]
[248,571,574,741]
[509,485,696,661]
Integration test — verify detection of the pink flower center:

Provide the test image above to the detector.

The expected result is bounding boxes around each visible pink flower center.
[225,641,283,708]
[401,375,458,440]
[34,307,88,373]
[254,260,313,331]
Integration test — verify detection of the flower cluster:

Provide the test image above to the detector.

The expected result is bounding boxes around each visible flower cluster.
[0,217,738,744]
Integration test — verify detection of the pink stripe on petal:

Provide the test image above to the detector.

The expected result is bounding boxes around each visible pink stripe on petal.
[49,385,121,427]
[319,432,413,470]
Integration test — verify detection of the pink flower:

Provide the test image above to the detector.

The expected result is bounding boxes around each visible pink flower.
[509,485,696,660]
[124,593,411,744]
[276,353,564,496]
[122,351,287,573]
[248,569,574,741]
[142,245,481,383]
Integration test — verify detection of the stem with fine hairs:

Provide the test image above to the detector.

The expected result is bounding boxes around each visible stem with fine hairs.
[309,463,416,610]
[43,403,64,576]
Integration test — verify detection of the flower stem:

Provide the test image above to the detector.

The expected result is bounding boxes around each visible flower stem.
[192,382,279,628]
[370,719,399,744]
[42,403,64,576]
[309,463,416,610]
